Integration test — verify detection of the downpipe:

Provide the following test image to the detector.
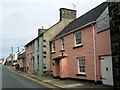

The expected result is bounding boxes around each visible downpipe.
[92,24,97,83]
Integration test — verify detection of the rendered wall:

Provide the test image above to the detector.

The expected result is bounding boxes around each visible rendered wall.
[26,44,32,74]
[52,25,96,80]
[43,19,75,75]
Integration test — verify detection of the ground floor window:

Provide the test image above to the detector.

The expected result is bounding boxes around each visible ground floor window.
[77,57,85,74]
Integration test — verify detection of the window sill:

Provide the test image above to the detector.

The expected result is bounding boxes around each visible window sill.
[73,44,83,49]
[51,51,56,54]
[60,49,65,52]
[76,74,86,76]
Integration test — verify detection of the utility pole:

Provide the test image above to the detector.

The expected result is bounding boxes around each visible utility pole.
[11,47,13,61]
[11,47,13,55]
[18,47,19,52]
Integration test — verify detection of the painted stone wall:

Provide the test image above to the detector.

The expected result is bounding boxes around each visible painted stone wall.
[32,36,43,75]
[26,44,32,74]
[108,2,120,88]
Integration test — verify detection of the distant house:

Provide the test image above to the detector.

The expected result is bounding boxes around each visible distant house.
[51,2,113,86]
[25,8,76,75]
[6,54,13,62]
[17,48,26,72]
[0,59,4,64]
[13,51,19,61]
[2,58,6,65]
[6,53,13,66]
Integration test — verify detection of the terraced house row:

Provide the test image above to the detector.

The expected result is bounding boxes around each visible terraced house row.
[25,8,76,75]
[24,2,114,86]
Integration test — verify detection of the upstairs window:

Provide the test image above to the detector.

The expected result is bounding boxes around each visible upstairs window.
[52,42,55,52]
[74,31,82,46]
[61,38,64,50]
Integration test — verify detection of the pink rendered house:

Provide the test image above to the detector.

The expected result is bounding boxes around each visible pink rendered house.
[25,42,32,74]
[51,2,113,86]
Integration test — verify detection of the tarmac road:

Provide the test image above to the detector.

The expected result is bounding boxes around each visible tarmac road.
[2,65,51,89]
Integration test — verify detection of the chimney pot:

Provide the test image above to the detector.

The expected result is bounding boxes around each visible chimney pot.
[38,27,46,36]
[42,26,44,29]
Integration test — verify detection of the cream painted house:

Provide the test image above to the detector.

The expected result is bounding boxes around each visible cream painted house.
[43,8,76,75]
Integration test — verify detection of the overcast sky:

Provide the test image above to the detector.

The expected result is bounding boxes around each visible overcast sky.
[0,0,106,58]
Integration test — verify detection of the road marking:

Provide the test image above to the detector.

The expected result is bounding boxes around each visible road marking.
[43,80,51,82]
[65,84,83,87]
[8,67,56,89]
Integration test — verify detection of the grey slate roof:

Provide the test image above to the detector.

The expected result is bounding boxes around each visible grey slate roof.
[25,33,43,46]
[53,2,108,40]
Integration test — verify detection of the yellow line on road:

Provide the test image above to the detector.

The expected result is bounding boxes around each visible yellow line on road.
[8,67,56,89]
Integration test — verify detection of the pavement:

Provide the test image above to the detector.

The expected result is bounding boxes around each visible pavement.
[9,66,114,89]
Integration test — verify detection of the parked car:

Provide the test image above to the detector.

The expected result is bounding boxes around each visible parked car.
[12,63,18,67]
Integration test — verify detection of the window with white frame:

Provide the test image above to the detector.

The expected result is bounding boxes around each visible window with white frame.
[52,42,55,52]
[61,38,64,50]
[74,31,82,46]
[77,57,85,74]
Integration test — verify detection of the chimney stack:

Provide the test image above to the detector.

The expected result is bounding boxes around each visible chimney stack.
[59,8,76,21]
[38,26,46,36]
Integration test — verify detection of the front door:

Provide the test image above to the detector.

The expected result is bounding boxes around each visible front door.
[55,60,60,77]
[100,56,113,86]
[32,58,35,73]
